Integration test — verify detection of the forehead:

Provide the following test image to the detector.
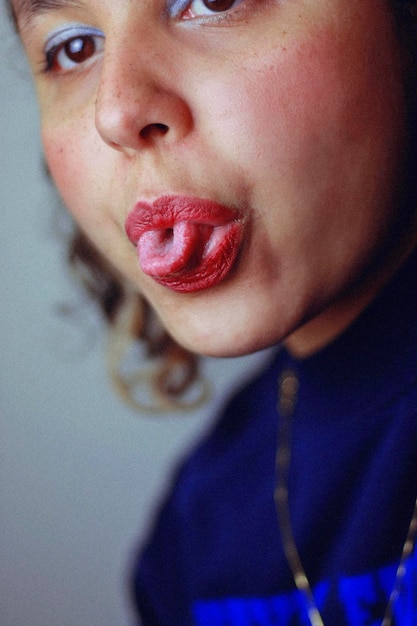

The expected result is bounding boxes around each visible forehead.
[10,0,83,28]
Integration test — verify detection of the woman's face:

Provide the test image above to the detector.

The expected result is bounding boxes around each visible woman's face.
[15,0,409,356]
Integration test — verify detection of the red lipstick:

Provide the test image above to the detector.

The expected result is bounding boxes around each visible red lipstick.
[125,196,244,293]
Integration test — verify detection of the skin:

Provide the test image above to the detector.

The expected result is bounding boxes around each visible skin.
[14,0,417,357]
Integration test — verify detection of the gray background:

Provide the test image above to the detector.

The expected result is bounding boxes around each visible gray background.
[0,7,271,626]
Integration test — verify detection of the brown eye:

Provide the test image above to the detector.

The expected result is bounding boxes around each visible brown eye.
[200,0,237,10]
[45,31,105,74]
[63,36,97,65]
[180,0,242,20]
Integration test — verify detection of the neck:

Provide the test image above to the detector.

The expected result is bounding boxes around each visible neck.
[284,237,417,359]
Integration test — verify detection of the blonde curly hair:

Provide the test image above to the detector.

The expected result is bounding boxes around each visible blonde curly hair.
[68,229,209,412]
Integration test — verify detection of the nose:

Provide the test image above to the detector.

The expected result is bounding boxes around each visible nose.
[95,38,193,153]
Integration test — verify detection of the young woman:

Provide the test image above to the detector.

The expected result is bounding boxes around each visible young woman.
[9,0,417,623]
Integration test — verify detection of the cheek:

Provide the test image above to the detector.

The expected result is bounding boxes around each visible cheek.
[41,120,144,290]
[44,140,77,206]
[207,16,404,189]
[42,121,104,228]
[42,123,125,272]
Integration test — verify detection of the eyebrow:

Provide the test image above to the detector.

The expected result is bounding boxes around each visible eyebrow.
[11,0,83,30]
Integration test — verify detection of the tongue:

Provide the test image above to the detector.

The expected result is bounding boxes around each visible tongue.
[138,222,210,277]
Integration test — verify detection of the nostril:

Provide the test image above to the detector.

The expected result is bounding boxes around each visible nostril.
[140,123,169,140]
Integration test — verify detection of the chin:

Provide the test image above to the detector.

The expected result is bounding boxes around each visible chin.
[160,305,284,359]
[143,263,298,358]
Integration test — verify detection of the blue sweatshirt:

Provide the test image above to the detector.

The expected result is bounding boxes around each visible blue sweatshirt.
[131,250,417,625]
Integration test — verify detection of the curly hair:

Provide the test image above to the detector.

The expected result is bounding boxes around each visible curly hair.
[67,227,209,413]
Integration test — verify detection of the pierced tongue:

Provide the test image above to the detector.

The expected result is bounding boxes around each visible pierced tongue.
[138,222,209,277]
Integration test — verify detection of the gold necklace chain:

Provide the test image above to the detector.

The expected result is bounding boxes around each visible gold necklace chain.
[274,369,417,626]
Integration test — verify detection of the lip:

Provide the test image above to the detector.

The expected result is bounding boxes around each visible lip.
[125,195,245,293]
